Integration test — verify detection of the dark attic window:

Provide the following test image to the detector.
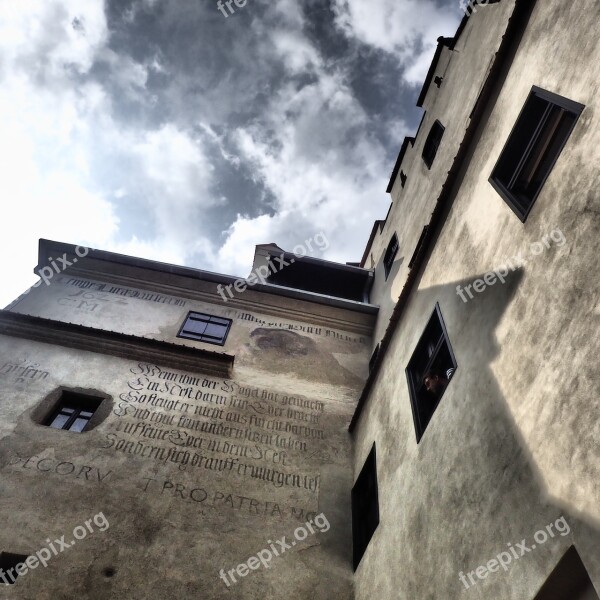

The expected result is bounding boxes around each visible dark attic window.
[351,444,380,570]
[490,86,584,222]
[178,311,232,346]
[383,233,399,280]
[405,303,457,443]
[422,120,445,169]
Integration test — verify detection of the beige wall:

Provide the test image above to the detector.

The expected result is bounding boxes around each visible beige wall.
[0,268,371,599]
[353,0,600,598]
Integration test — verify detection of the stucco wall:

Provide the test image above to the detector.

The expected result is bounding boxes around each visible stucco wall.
[352,0,600,598]
[0,272,371,599]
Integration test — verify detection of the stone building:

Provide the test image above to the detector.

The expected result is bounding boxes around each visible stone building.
[0,0,598,598]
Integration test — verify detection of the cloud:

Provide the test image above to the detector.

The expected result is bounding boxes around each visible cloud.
[331,0,461,84]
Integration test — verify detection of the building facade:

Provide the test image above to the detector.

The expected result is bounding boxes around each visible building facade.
[0,0,598,598]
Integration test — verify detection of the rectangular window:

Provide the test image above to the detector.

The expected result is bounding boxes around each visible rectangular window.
[490,86,584,221]
[422,120,445,169]
[406,304,457,443]
[383,233,399,280]
[44,391,103,433]
[177,312,232,345]
[0,553,30,585]
[351,444,379,570]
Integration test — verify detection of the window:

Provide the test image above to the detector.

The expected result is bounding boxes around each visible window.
[490,86,584,222]
[368,344,380,373]
[533,546,599,600]
[408,225,429,270]
[0,552,30,585]
[406,304,457,443]
[44,391,103,433]
[400,170,407,188]
[383,233,399,280]
[177,312,232,345]
[351,444,379,570]
[422,120,445,169]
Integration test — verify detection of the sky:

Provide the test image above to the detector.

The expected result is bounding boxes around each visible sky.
[0,0,463,307]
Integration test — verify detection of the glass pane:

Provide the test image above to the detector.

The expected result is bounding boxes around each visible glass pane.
[204,323,227,341]
[49,414,71,429]
[69,418,89,433]
[61,407,76,414]
[184,318,208,336]
[79,411,94,418]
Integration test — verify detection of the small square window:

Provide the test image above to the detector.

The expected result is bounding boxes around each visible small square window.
[422,120,445,169]
[44,391,102,433]
[178,312,232,346]
[383,233,399,280]
[490,86,584,222]
[351,444,379,570]
[406,304,457,443]
[0,552,30,585]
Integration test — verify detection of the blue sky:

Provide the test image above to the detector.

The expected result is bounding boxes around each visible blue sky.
[0,0,463,307]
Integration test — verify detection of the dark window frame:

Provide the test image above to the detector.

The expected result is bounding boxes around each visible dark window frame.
[489,86,584,222]
[405,303,457,443]
[43,391,104,433]
[177,311,232,346]
[351,443,379,570]
[383,233,399,280]
[422,120,445,169]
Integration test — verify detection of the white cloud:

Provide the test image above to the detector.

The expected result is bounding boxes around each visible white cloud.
[331,0,461,84]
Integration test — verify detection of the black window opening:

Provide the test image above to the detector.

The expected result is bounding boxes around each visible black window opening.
[351,444,380,570]
[44,391,103,433]
[0,553,30,585]
[383,233,399,280]
[368,344,380,373]
[177,312,232,345]
[490,86,584,222]
[422,120,445,169]
[400,171,407,188]
[533,546,599,600]
[406,304,457,443]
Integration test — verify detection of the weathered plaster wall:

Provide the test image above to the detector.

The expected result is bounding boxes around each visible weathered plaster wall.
[0,272,371,598]
[353,0,600,598]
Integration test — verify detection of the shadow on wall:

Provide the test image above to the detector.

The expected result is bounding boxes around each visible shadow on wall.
[380,266,600,598]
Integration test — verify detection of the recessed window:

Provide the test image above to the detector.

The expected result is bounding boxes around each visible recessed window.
[534,546,599,599]
[422,120,445,169]
[44,391,103,433]
[490,86,584,222]
[383,233,399,280]
[351,444,379,570]
[0,552,30,585]
[177,312,232,345]
[406,304,457,443]
[400,171,407,188]
[368,344,380,373]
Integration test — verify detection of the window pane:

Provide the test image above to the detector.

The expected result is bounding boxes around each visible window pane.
[184,319,208,336]
[49,413,70,430]
[204,323,227,341]
[69,418,90,433]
